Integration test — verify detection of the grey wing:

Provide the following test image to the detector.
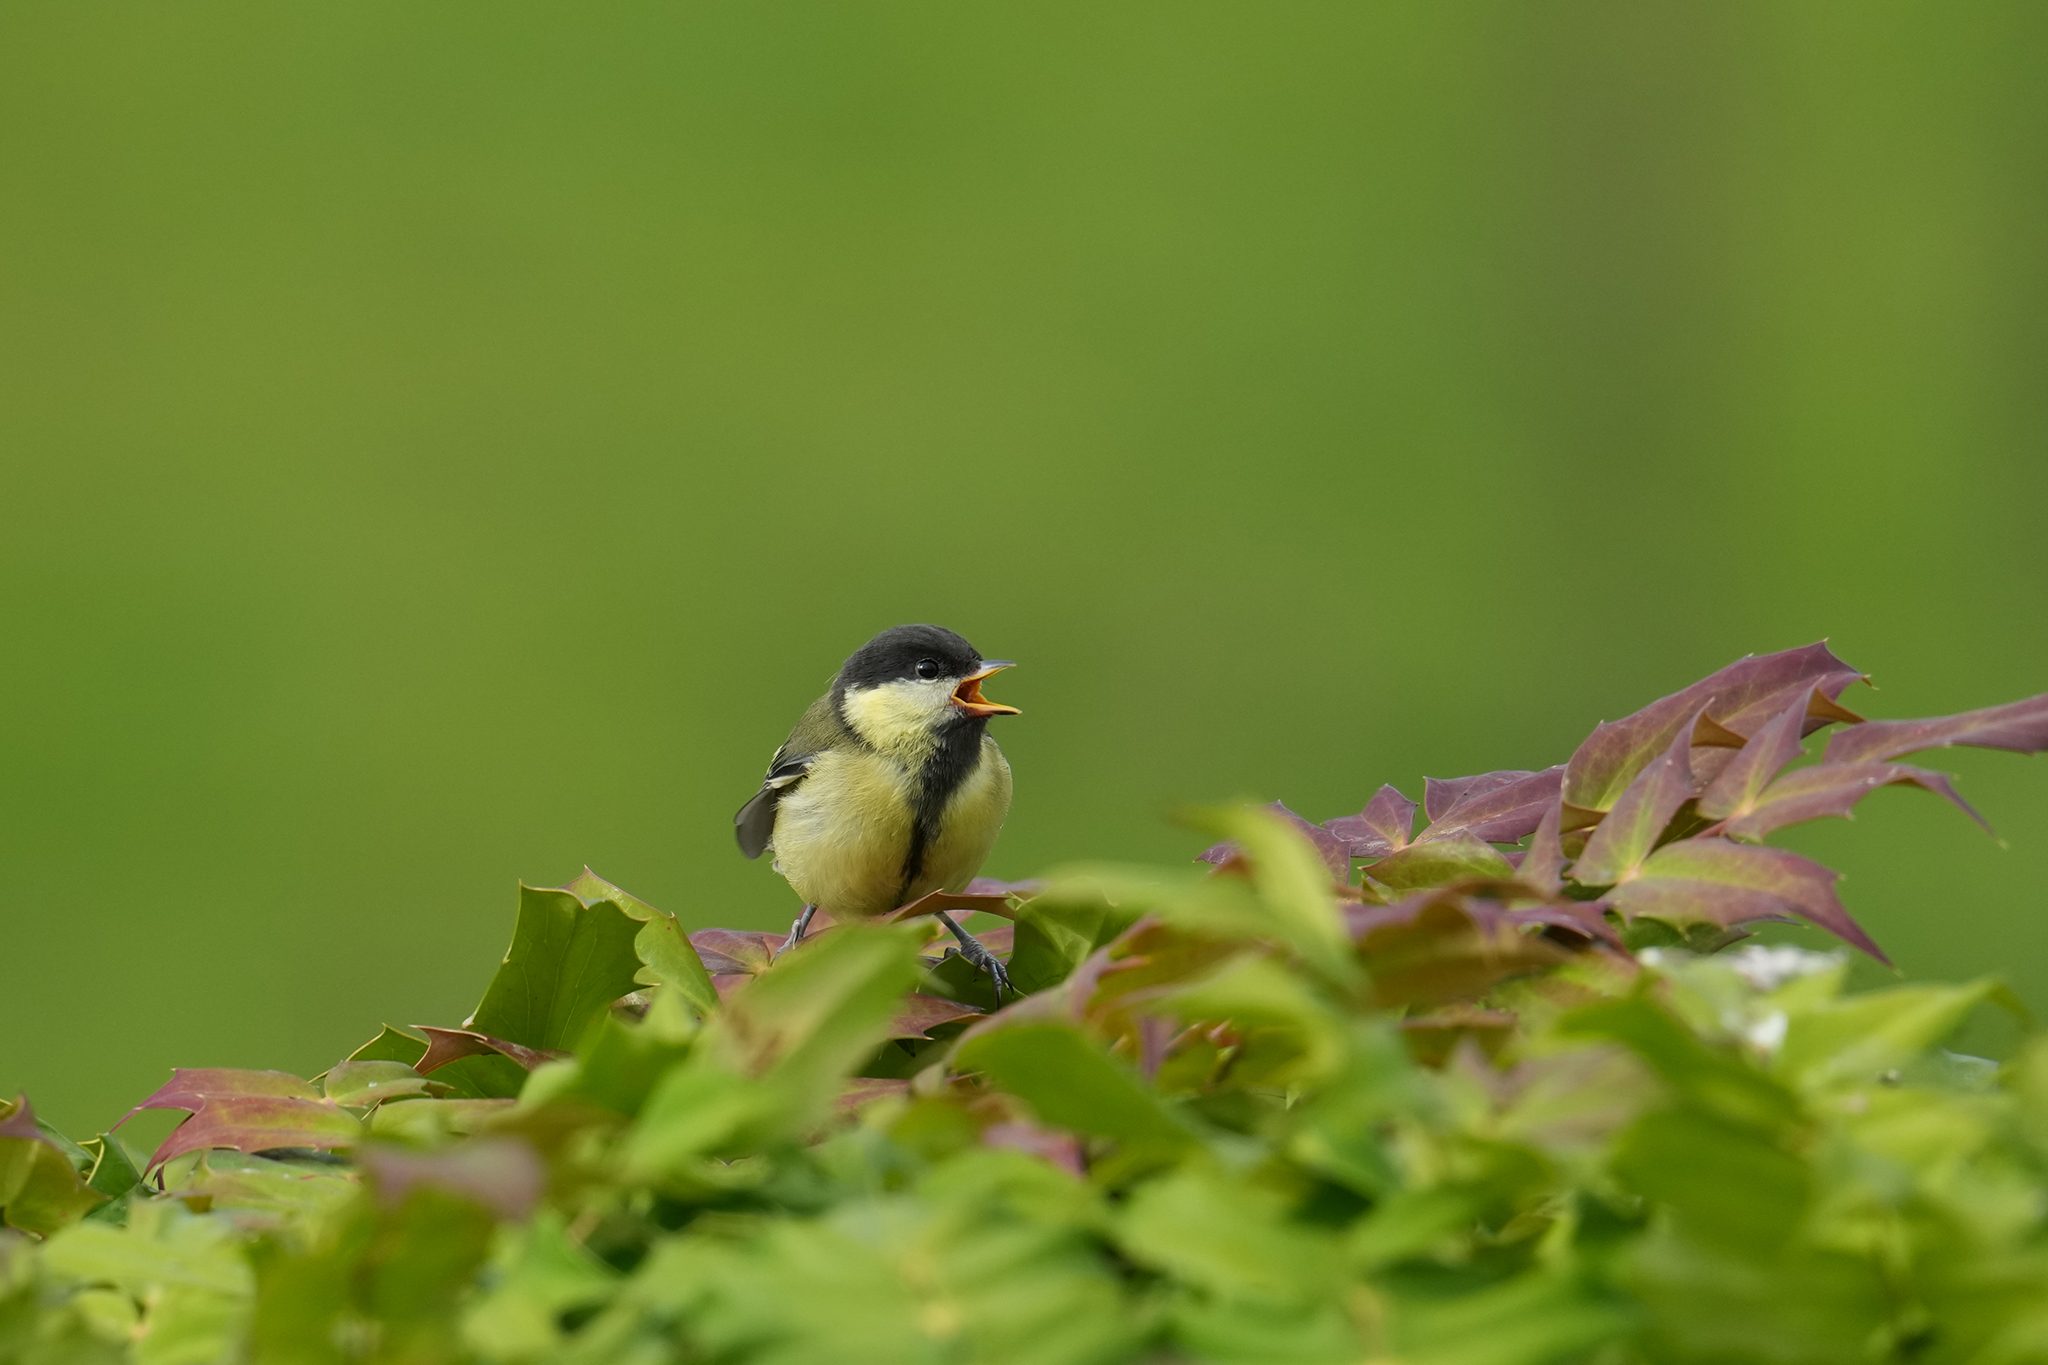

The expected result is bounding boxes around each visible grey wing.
[734,748,812,859]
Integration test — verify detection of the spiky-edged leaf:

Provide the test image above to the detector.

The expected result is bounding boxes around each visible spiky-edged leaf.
[1696,694,1812,822]
[1723,762,1988,840]
[1606,839,1887,962]
[1563,643,1863,814]
[1419,767,1563,843]
[469,884,645,1051]
[1324,785,1418,858]
[1572,716,1700,885]
[1824,692,2048,764]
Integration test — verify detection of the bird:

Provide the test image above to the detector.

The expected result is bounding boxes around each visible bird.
[734,624,1021,1000]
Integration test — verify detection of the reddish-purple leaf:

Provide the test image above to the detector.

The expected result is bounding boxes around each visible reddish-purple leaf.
[1518,802,1567,898]
[1606,839,1888,963]
[1563,643,1864,813]
[1324,785,1418,858]
[1364,832,1516,893]
[1571,716,1701,886]
[1724,762,1989,840]
[1419,767,1565,844]
[122,1069,319,1124]
[1823,693,2048,765]
[359,1138,545,1220]
[1696,694,1812,822]
[890,993,984,1039]
[1198,802,1349,881]
[415,1027,564,1076]
[148,1098,362,1170]
[689,930,779,976]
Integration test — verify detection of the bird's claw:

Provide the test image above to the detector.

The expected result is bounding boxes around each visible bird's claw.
[940,937,1015,1008]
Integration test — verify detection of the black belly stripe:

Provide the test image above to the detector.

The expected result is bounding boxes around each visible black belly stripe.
[897,718,988,904]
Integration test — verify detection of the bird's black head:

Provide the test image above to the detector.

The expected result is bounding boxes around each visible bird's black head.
[837,624,985,690]
[832,625,1019,740]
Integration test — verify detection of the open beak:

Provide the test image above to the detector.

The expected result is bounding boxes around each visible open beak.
[951,660,1020,718]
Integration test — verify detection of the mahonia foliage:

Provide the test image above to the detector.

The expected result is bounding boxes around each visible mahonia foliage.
[5,645,2048,1364]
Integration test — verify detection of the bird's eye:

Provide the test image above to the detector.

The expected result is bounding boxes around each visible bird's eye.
[915,658,943,680]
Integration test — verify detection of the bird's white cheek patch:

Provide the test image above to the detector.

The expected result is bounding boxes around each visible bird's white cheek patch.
[842,680,954,758]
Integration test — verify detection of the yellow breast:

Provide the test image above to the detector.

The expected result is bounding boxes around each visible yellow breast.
[768,737,1012,919]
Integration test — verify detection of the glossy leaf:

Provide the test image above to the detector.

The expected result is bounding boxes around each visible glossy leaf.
[1607,839,1888,963]
[1823,692,2048,764]
[148,1096,361,1171]
[468,883,646,1051]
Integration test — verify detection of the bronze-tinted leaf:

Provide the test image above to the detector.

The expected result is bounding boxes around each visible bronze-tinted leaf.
[690,929,780,976]
[148,1097,362,1170]
[123,1068,320,1123]
[1419,767,1564,844]
[889,993,984,1039]
[1571,716,1701,886]
[1563,643,1864,813]
[1323,784,1418,858]
[1723,762,1989,840]
[415,1026,565,1075]
[1606,839,1888,963]
[1349,894,1571,1008]
[1696,694,1811,822]
[1517,802,1568,898]
[1363,832,1516,893]
[1823,693,2048,764]
[1197,802,1349,881]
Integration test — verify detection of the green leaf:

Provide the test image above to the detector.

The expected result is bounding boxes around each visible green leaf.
[322,1060,446,1108]
[562,867,719,1015]
[1364,831,1516,893]
[1117,1166,1342,1300]
[469,882,647,1051]
[1185,804,1352,976]
[1776,979,2012,1090]
[953,1020,1201,1157]
[0,1096,105,1235]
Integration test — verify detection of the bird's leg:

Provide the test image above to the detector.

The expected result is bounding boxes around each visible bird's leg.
[781,904,817,956]
[937,911,1014,1008]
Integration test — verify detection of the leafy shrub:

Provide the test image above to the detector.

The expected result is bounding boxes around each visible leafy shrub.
[4,644,2048,1364]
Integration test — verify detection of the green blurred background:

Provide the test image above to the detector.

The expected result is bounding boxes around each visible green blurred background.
[4,6,2045,1133]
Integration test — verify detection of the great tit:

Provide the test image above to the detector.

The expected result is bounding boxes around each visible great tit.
[734,624,1021,997]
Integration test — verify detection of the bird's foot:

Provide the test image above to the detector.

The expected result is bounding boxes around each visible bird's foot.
[780,904,817,957]
[938,913,1015,1009]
